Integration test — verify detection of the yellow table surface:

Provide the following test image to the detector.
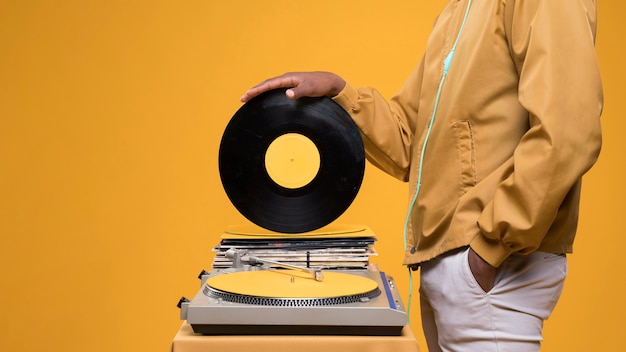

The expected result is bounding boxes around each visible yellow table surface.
[170,322,420,352]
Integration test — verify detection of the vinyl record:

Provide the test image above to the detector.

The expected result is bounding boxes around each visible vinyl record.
[219,88,365,233]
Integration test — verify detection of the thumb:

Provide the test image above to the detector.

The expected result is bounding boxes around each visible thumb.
[285,82,320,99]
[285,85,313,99]
[285,88,298,99]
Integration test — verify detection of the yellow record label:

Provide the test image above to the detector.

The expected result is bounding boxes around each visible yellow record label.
[206,270,378,298]
[264,133,320,189]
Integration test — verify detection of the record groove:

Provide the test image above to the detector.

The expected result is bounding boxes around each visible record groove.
[219,89,365,233]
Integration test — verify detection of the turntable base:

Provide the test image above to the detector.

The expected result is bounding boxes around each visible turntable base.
[180,269,407,336]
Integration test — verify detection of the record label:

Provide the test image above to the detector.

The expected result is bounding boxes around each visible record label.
[264,133,320,189]
[218,89,365,233]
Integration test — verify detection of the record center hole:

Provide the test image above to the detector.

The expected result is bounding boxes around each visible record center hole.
[264,133,321,189]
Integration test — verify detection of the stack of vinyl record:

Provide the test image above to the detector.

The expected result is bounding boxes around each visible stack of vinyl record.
[211,225,377,270]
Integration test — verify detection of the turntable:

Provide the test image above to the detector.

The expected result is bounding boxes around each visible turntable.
[177,89,408,336]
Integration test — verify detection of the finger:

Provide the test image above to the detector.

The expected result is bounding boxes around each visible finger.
[284,80,323,99]
[285,84,315,99]
[240,75,302,102]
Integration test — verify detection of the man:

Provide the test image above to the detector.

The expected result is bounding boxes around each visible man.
[240,0,602,350]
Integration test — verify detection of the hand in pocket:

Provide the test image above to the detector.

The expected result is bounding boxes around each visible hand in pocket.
[468,248,496,292]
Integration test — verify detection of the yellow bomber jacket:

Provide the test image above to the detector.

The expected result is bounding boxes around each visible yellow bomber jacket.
[333,0,603,267]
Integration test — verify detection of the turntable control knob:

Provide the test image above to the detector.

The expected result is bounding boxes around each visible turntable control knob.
[197,269,210,279]
[176,296,190,309]
[177,297,191,320]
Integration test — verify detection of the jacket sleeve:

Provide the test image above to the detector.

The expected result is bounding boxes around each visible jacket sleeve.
[332,58,426,182]
[470,0,603,266]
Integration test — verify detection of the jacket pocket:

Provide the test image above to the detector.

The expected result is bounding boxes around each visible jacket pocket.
[452,120,477,194]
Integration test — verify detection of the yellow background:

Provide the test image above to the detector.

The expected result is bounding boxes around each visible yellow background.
[0,1,623,351]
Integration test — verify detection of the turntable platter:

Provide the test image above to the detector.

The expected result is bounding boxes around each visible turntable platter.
[205,270,379,299]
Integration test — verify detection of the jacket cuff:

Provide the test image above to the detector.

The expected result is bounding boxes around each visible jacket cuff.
[331,82,359,112]
[469,234,514,268]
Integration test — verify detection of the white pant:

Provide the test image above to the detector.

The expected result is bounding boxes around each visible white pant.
[419,247,567,352]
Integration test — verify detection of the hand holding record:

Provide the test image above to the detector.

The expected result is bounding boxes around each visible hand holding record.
[220,88,364,233]
[240,71,346,102]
